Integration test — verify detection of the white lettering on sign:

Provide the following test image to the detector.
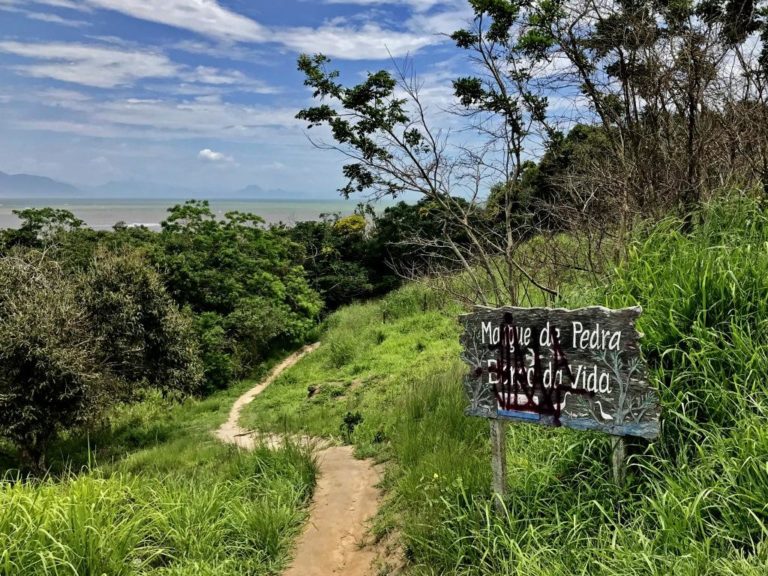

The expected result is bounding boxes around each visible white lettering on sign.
[573,364,612,393]
[571,321,621,351]
[481,321,532,347]
[481,321,498,345]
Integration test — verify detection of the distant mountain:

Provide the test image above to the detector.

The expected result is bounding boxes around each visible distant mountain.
[0,171,82,198]
[0,170,330,200]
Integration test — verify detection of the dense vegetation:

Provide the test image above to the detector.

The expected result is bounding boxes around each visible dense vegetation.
[242,195,768,575]
[297,0,768,307]
[1,376,316,575]
[3,193,768,573]
[3,0,768,570]
[0,199,452,467]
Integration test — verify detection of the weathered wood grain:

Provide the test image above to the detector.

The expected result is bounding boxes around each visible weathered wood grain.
[459,306,660,439]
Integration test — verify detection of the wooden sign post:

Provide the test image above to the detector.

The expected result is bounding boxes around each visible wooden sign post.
[459,306,659,496]
[489,419,507,510]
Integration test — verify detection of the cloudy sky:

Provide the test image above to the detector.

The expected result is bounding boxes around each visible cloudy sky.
[0,0,474,195]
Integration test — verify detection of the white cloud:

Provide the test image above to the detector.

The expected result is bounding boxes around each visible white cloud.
[31,0,450,60]
[169,40,271,63]
[0,41,179,88]
[0,1,91,25]
[0,40,281,94]
[1,0,93,11]
[92,98,301,135]
[37,88,94,110]
[406,6,472,35]
[277,23,437,60]
[198,148,235,163]
[81,0,267,42]
[0,1,21,12]
[14,94,303,140]
[190,66,248,85]
[323,0,449,11]
[26,12,91,27]
[35,0,92,11]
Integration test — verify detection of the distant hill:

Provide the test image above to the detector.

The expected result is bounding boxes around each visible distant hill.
[0,170,328,200]
[0,171,82,198]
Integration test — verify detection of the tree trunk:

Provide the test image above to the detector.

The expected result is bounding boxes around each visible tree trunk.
[19,443,46,476]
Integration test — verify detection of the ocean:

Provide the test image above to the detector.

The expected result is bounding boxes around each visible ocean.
[0,198,359,230]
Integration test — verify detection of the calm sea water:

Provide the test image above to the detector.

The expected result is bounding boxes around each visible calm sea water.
[0,198,358,230]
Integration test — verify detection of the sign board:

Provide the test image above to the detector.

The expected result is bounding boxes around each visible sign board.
[460,306,659,439]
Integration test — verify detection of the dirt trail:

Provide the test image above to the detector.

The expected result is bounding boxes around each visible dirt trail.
[215,343,383,576]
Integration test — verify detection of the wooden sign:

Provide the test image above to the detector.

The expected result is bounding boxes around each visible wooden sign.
[460,306,659,440]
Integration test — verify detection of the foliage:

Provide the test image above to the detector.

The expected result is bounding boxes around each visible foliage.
[371,198,479,275]
[0,375,317,575]
[294,50,584,305]
[0,245,206,469]
[153,200,323,388]
[0,252,103,471]
[80,249,203,398]
[1,207,84,250]
[242,197,768,574]
[297,53,411,198]
[340,411,364,444]
[598,195,768,453]
[241,283,462,455]
[282,213,381,310]
[484,125,614,230]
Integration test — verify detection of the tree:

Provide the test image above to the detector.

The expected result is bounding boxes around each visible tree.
[0,252,103,471]
[80,249,203,398]
[1,208,84,250]
[298,0,765,303]
[155,200,322,387]
[297,50,561,306]
[284,213,382,309]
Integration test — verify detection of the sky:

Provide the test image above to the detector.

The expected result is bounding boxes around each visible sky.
[0,0,475,196]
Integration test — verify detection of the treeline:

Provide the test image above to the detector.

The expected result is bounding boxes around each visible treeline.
[0,199,466,470]
[296,0,768,305]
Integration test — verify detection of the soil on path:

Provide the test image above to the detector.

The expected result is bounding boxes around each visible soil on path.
[215,344,383,576]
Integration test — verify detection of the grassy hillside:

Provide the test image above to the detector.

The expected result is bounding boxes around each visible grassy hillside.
[0,374,316,576]
[240,287,465,458]
[4,195,767,575]
[242,196,768,575]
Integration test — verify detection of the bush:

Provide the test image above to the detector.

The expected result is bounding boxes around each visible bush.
[194,312,239,393]
[0,252,103,471]
[81,249,203,398]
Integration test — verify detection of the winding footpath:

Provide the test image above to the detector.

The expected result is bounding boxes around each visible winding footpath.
[214,344,383,576]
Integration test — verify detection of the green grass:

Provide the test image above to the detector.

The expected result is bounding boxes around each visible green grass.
[240,195,768,575]
[1,368,317,575]
[5,195,768,575]
[241,284,464,458]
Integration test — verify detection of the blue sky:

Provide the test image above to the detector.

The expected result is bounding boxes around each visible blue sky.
[0,0,475,196]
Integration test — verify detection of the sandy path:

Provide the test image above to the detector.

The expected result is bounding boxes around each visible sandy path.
[215,343,383,576]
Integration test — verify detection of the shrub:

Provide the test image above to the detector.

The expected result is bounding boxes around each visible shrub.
[81,249,203,398]
[0,252,103,471]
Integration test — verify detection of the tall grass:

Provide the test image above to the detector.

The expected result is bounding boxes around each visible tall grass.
[1,371,317,575]
[242,196,768,574]
[391,196,768,574]
[1,446,315,576]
